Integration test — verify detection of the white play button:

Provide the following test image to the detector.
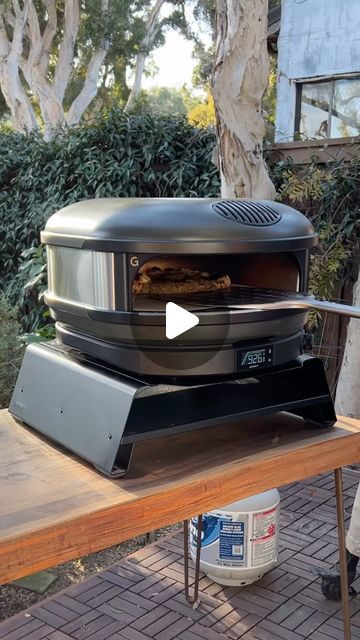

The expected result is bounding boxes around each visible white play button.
[166,302,199,340]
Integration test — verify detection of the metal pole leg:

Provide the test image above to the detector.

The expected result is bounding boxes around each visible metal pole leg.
[183,515,202,605]
[335,467,352,640]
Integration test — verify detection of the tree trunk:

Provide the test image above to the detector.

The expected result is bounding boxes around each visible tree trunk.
[20,60,66,139]
[66,45,109,126]
[213,0,275,200]
[20,0,77,138]
[125,0,166,112]
[0,63,38,131]
[335,270,360,418]
[53,0,80,102]
[0,9,38,131]
[66,0,109,126]
[125,52,146,111]
[113,59,130,104]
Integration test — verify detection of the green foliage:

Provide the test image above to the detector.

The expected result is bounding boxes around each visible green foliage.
[188,89,215,127]
[263,54,277,145]
[133,86,188,115]
[181,84,203,112]
[192,42,215,91]
[0,91,9,122]
[6,245,53,337]
[0,108,220,332]
[188,0,215,93]
[77,0,191,112]
[61,0,147,111]
[192,0,216,32]
[271,157,360,325]
[0,296,23,409]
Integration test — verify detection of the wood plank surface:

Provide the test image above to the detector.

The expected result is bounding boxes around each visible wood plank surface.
[1,409,360,584]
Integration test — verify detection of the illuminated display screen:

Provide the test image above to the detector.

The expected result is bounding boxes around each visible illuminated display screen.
[240,347,273,369]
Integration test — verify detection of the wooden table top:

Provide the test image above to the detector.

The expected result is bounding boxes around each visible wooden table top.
[1,409,360,584]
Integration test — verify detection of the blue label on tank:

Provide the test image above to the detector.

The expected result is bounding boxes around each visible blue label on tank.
[219,521,245,560]
[191,514,233,548]
[191,515,220,547]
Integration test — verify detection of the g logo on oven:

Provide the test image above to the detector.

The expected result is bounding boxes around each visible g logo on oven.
[130,256,139,267]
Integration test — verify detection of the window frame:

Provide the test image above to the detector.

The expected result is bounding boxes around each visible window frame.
[294,74,360,140]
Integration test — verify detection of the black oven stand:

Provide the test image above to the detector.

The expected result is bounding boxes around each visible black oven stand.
[9,342,336,478]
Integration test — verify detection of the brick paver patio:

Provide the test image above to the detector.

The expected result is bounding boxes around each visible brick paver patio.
[1,470,360,640]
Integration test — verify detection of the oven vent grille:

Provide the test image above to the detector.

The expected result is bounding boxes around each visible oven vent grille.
[212,201,282,226]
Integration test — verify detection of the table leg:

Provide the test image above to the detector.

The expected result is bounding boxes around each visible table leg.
[335,467,352,640]
[183,515,202,605]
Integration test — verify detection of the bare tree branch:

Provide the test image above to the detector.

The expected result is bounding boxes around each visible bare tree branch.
[11,0,30,54]
[18,0,57,74]
[66,43,109,125]
[40,0,57,74]
[11,0,21,18]
[53,0,80,102]
[4,9,16,30]
[42,0,57,51]
[17,0,73,137]
[66,0,109,125]
[144,0,166,34]
[0,1,38,130]
[125,0,166,111]
[27,0,43,66]
[16,0,66,138]
[0,13,10,57]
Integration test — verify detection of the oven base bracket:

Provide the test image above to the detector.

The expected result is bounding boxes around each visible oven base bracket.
[9,342,336,476]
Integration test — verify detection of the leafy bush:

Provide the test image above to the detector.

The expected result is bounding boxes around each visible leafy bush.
[271,157,360,324]
[0,296,23,408]
[0,109,220,330]
[6,245,54,336]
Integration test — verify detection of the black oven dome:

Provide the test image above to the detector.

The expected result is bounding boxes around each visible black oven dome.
[41,198,317,253]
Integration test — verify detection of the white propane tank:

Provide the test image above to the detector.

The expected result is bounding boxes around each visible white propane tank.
[190,489,280,586]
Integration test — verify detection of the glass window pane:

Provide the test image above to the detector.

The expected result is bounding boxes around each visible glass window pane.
[299,82,332,139]
[331,79,360,138]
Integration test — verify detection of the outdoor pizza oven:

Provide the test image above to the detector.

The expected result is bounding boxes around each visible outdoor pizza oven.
[10,198,345,478]
[41,197,317,378]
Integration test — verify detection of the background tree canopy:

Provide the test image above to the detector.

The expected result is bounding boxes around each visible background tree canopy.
[0,0,279,136]
[0,0,192,137]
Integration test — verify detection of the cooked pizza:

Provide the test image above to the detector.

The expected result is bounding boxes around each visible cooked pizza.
[132,266,231,295]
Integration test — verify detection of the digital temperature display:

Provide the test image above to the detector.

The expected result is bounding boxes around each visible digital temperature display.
[239,346,273,369]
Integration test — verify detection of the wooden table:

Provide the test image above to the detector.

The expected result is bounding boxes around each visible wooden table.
[1,410,360,638]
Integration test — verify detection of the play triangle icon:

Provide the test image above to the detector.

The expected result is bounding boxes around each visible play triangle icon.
[166,302,199,340]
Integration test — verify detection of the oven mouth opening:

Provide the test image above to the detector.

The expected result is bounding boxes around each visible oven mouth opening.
[131,252,301,312]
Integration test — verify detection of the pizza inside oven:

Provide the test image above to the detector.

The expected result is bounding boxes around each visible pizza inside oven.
[132,259,231,295]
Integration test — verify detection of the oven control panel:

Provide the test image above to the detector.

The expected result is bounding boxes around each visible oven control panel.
[239,346,273,370]
[235,333,303,373]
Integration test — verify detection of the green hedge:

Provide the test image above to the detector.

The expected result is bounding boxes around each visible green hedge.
[0,109,220,298]
[270,158,360,313]
[0,296,23,408]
